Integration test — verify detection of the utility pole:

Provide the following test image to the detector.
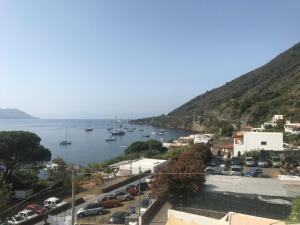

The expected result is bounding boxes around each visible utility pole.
[138,166,141,216]
[71,167,76,225]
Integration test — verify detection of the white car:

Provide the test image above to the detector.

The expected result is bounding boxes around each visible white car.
[44,197,67,209]
[18,209,37,220]
[145,175,155,183]
[7,215,26,225]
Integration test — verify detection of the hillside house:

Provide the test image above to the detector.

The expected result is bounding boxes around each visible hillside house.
[233,131,283,156]
[284,120,300,133]
[272,114,284,122]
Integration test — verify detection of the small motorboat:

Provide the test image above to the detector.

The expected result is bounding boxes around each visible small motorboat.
[85,128,93,132]
[105,137,116,141]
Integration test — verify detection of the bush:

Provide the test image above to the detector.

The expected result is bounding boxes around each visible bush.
[288,196,300,224]
[243,150,260,161]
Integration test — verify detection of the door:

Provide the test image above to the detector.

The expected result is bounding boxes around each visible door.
[115,192,124,201]
[86,205,94,215]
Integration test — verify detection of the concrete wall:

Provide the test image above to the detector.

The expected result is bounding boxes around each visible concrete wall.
[166,209,225,225]
[234,132,283,155]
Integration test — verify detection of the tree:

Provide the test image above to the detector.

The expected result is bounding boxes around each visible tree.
[188,143,212,164]
[124,141,148,154]
[243,150,260,161]
[220,121,235,137]
[47,158,71,187]
[0,175,11,212]
[124,140,166,155]
[153,151,205,205]
[0,131,51,181]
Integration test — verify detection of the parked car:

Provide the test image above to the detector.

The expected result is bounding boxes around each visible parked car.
[231,157,242,166]
[44,197,66,209]
[137,182,149,192]
[258,159,270,168]
[271,156,282,168]
[145,175,155,183]
[108,211,130,224]
[124,185,139,196]
[229,165,243,176]
[140,197,154,213]
[18,209,37,220]
[205,167,223,175]
[113,190,133,202]
[245,157,256,167]
[244,168,263,177]
[207,162,217,167]
[77,203,104,218]
[98,195,119,208]
[7,216,26,225]
[25,204,47,214]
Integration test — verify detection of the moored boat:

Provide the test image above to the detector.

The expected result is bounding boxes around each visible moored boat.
[105,136,116,141]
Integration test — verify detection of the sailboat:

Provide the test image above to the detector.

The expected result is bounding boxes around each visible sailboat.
[111,116,125,135]
[106,120,114,131]
[60,127,72,145]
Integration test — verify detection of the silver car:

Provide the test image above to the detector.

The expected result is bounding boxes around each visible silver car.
[229,165,243,176]
[245,157,256,167]
[258,159,269,167]
[113,190,133,202]
[77,203,104,218]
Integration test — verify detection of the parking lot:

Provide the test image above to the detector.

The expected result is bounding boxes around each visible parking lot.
[205,155,282,178]
[76,191,150,224]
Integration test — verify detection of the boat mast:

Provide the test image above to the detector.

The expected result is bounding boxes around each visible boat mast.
[115,115,118,132]
[65,127,68,141]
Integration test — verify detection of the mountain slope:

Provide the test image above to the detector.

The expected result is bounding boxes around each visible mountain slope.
[131,42,300,132]
[0,108,34,119]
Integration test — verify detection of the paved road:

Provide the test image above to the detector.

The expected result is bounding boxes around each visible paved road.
[35,177,148,225]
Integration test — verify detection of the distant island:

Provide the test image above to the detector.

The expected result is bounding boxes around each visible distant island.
[0,108,35,119]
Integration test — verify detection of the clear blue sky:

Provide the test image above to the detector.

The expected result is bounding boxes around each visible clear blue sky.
[0,0,299,119]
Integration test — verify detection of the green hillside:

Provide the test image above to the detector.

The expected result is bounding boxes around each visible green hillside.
[131,42,300,132]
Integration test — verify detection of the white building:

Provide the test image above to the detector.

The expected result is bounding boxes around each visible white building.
[233,131,283,156]
[284,120,300,133]
[118,158,168,176]
[272,115,284,123]
[194,134,214,144]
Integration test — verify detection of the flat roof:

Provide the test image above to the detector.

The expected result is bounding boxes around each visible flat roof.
[119,158,167,168]
[205,175,300,198]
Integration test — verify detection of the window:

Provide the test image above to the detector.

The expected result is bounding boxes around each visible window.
[261,141,267,145]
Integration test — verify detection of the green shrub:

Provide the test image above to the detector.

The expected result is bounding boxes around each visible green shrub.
[288,196,300,224]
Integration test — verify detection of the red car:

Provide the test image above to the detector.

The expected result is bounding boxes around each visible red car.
[124,185,139,196]
[26,204,47,214]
